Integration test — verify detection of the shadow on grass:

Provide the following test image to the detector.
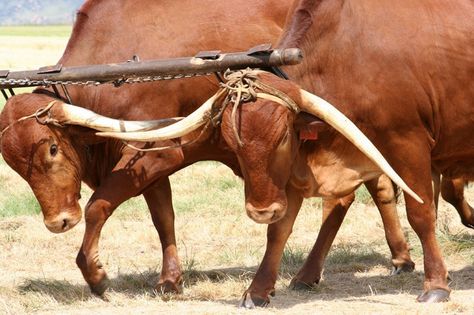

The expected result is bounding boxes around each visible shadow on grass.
[15,266,258,303]
[17,279,90,305]
[16,264,474,308]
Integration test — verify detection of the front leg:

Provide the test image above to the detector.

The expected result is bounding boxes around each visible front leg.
[143,178,183,294]
[76,197,113,296]
[76,146,184,296]
[239,184,303,308]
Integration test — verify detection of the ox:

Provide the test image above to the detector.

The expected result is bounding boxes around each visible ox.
[102,0,474,306]
[0,0,416,300]
[225,0,474,305]
[0,0,289,295]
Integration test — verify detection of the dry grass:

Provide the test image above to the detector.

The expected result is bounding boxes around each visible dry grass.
[0,26,473,314]
[0,159,473,314]
[0,26,70,109]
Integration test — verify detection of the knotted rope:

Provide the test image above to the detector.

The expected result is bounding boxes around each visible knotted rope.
[212,68,299,147]
[123,69,300,151]
[0,101,64,139]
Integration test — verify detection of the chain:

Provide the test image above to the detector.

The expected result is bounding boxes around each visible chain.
[0,72,212,88]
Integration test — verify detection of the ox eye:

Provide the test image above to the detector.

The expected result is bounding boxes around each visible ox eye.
[50,144,58,156]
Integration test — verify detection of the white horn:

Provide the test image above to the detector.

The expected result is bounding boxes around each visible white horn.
[96,90,223,141]
[58,103,182,132]
[299,89,423,204]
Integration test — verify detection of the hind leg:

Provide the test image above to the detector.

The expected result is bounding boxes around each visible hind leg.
[143,178,183,294]
[441,177,474,229]
[365,175,415,274]
[289,193,353,289]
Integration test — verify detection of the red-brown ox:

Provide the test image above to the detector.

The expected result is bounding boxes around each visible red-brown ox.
[219,0,474,305]
[0,0,418,301]
[101,0,474,306]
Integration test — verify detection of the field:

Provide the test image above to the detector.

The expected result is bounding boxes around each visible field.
[0,26,473,314]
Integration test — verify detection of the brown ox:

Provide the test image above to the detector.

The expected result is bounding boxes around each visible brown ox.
[218,0,474,305]
[102,0,474,306]
[0,0,417,300]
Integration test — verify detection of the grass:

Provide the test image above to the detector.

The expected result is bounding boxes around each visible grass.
[281,246,308,274]
[0,193,41,217]
[0,25,72,37]
[0,25,70,109]
[325,243,390,273]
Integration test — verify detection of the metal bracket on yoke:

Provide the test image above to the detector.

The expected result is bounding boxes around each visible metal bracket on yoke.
[1,87,15,101]
[1,89,8,101]
[247,44,289,80]
[128,55,141,63]
[195,50,221,60]
[0,70,10,100]
[270,66,289,80]
[37,63,63,74]
[247,43,273,56]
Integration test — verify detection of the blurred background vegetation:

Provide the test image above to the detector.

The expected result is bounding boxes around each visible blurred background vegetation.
[0,0,82,26]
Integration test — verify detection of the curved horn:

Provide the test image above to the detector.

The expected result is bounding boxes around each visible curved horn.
[299,89,423,204]
[96,90,224,141]
[55,103,182,132]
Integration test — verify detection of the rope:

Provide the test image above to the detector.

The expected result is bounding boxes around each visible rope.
[0,100,62,139]
[121,121,211,152]
[123,69,300,151]
[215,68,299,147]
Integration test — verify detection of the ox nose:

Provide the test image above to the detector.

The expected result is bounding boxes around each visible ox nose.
[245,202,286,224]
[44,212,81,233]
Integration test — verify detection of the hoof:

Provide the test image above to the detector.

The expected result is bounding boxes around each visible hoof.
[90,277,110,298]
[289,278,314,291]
[391,262,415,275]
[417,289,450,303]
[155,279,183,295]
[238,292,270,309]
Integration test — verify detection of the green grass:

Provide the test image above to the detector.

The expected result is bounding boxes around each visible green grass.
[170,162,244,215]
[281,245,307,274]
[0,25,72,37]
[325,243,389,273]
[355,185,372,204]
[0,193,41,217]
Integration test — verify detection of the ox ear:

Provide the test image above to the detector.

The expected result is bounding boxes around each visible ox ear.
[66,126,109,145]
[293,112,328,141]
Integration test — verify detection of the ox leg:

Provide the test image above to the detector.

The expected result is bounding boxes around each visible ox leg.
[394,146,450,302]
[76,191,115,297]
[143,178,183,294]
[365,175,415,274]
[432,170,441,215]
[441,177,474,229]
[76,148,184,297]
[289,193,354,290]
[239,185,303,308]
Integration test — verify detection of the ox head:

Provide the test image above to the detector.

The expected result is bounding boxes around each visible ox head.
[94,71,422,224]
[0,93,84,233]
[0,93,175,233]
